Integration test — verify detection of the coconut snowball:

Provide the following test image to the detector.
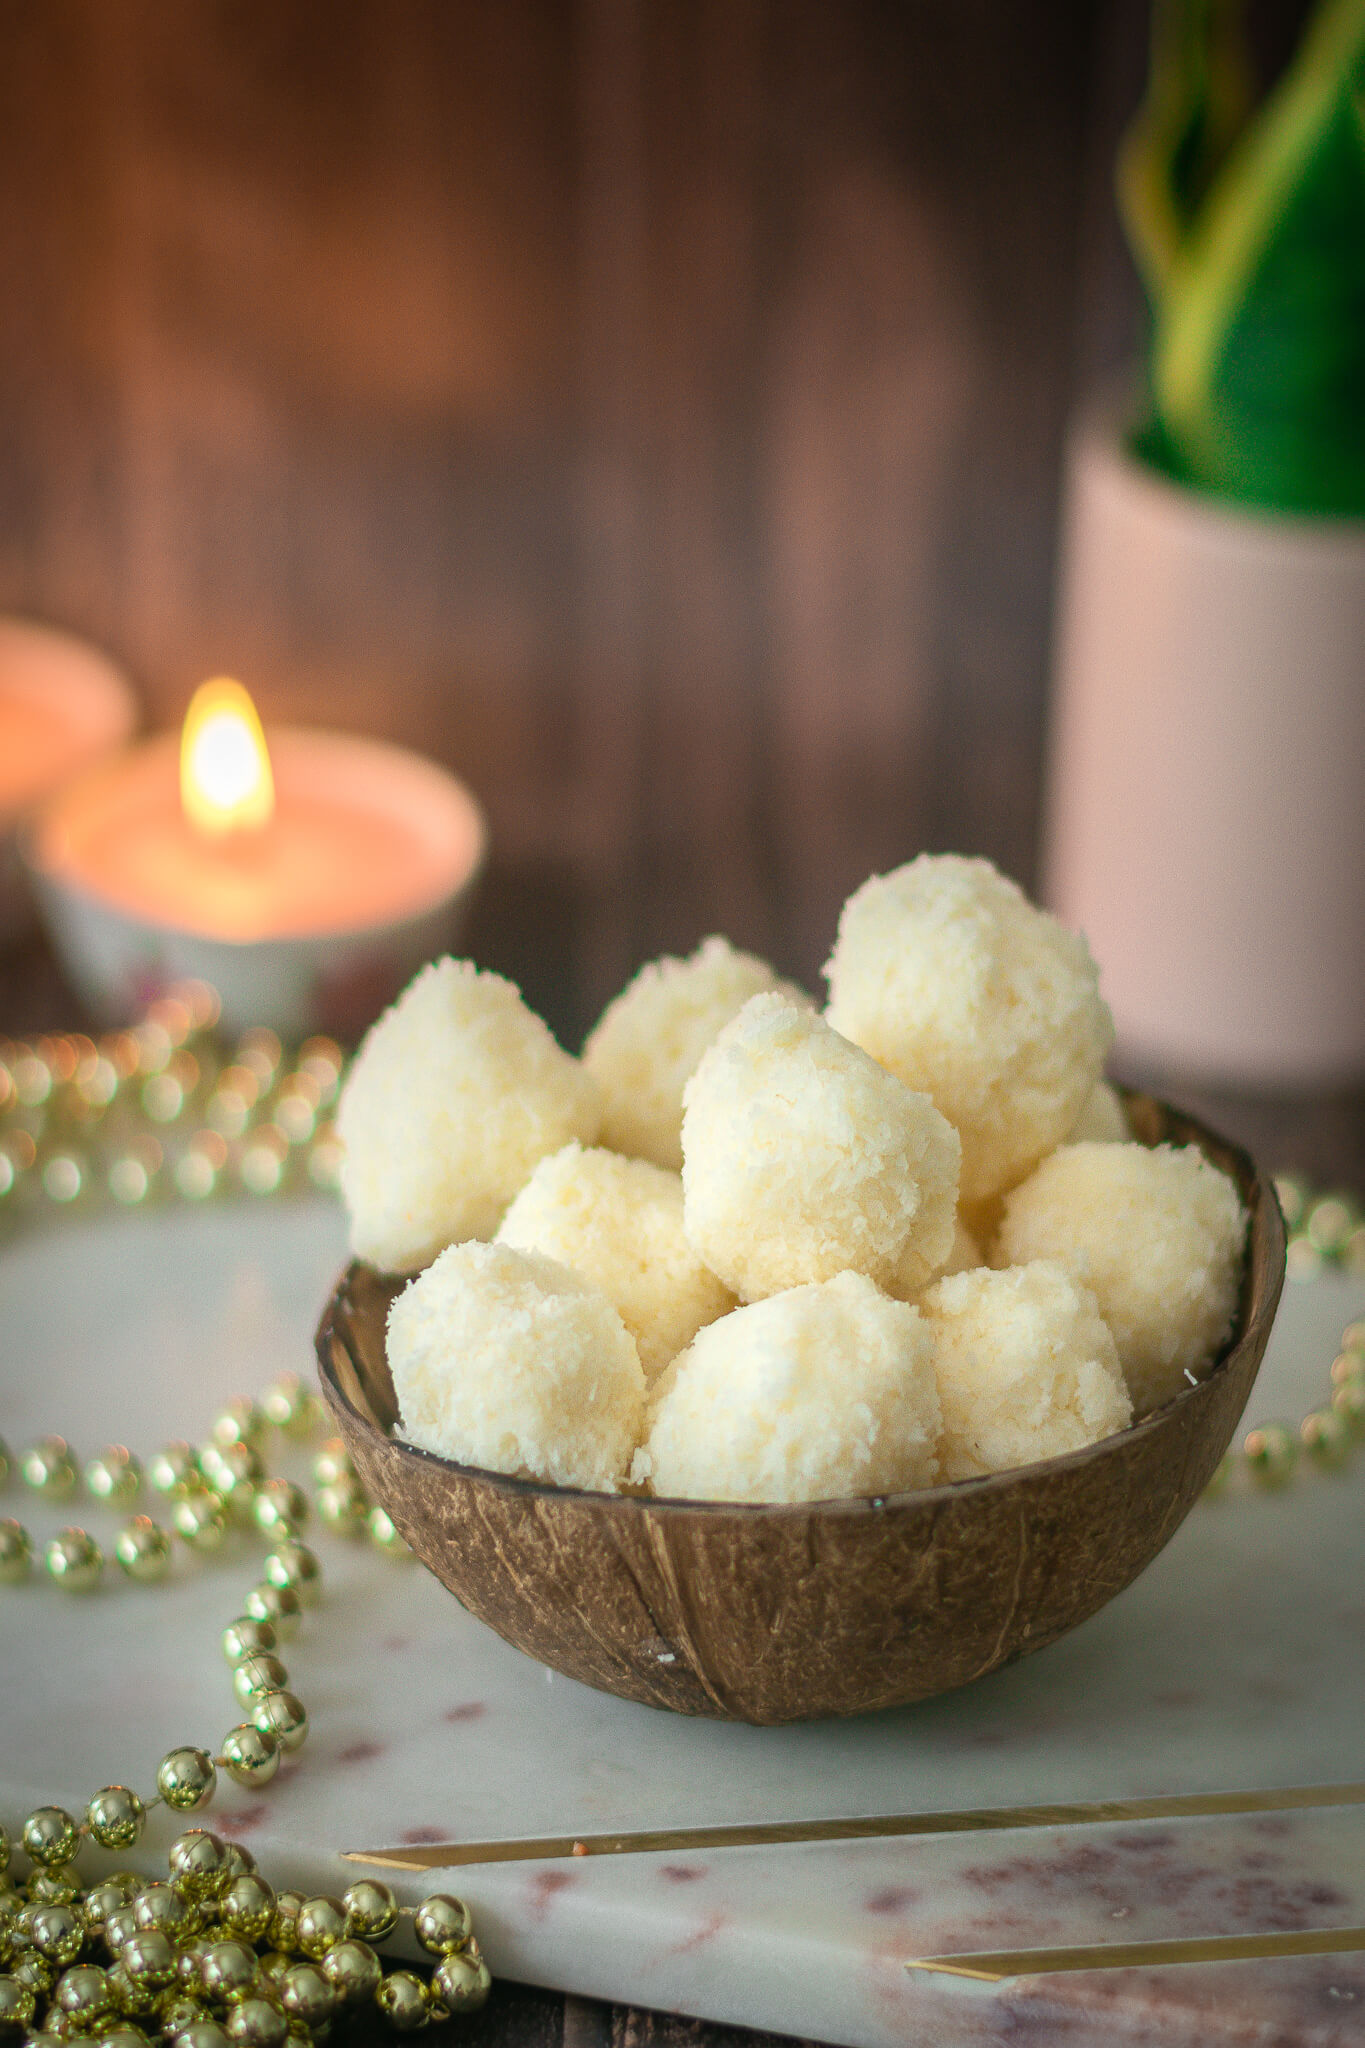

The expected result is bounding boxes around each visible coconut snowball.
[582,936,809,1170]
[994,1142,1248,1415]
[387,1241,645,1493]
[922,1261,1132,1482]
[495,1143,734,1383]
[639,1270,941,1504]
[823,854,1112,1203]
[337,959,601,1272]
[1068,1079,1129,1144]
[680,994,960,1302]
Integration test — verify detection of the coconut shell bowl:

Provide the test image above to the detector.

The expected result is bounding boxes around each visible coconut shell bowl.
[314,1097,1285,1726]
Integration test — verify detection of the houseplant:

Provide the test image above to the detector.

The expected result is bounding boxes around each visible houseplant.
[1043,0,1365,1085]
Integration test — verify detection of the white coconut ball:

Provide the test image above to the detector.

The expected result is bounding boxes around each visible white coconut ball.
[387,1241,645,1493]
[639,1270,941,1504]
[1068,1079,1129,1143]
[823,854,1112,1203]
[921,1261,1132,1482]
[495,1143,734,1383]
[337,959,601,1272]
[680,994,961,1302]
[994,1142,1248,1415]
[582,936,810,1170]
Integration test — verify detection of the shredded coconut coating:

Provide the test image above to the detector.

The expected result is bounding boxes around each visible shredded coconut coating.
[638,1270,941,1503]
[495,1143,734,1384]
[582,936,810,1170]
[1067,1079,1130,1143]
[387,1241,645,1493]
[922,1261,1132,1481]
[337,958,601,1273]
[823,854,1112,1202]
[680,994,960,1302]
[994,1141,1248,1415]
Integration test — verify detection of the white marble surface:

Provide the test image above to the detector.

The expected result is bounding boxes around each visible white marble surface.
[1,1196,1363,2046]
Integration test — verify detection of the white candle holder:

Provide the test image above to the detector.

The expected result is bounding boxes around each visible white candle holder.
[24,728,487,1041]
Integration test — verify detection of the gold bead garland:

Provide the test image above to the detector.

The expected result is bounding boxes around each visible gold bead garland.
[1202,1174,1365,1498]
[0,991,491,2041]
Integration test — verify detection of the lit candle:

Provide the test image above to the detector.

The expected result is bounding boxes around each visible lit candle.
[25,681,486,1038]
[0,618,137,937]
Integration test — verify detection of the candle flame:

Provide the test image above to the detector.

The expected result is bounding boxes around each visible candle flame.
[180,678,275,836]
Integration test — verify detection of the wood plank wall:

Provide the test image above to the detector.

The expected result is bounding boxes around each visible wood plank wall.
[0,0,1128,1044]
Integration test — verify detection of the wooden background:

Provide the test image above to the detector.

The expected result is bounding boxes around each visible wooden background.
[0,0,1159,1049]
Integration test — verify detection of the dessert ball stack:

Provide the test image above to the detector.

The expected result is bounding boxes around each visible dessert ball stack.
[340,855,1248,1504]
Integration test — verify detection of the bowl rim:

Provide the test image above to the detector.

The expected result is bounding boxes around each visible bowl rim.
[316,1092,1286,1523]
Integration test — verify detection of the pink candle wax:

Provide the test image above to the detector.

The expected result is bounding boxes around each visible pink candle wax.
[0,619,137,823]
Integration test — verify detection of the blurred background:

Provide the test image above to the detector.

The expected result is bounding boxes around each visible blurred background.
[4,0,1349,1168]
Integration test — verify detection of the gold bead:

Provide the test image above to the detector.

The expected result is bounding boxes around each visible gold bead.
[375,1970,429,2031]
[114,1516,172,1583]
[433,1950,491,2015]
[1301,1407,1353,1467]
[315,1476,368,1538]
[210,1402,266,1455]
[261,1545,320,1604]
[1331,1350,1365,1388]
[0,1520,31,1583]
[54,1962,113,2026]
[120,1933,177,1991]
[82,1879,136,1935]
[219,1727,280,1789]
[221,1843,256,1881]
[174,2022,232,2048]
[156,1752,217,1814]
[28,1905,84,1964]
[199,1941,257,2005]
[44,1527,103,1592]
[232,1656,289,1708]
[176,1938,215,1990]
[84,1447,142,1507]
[340,1882,396,1943]
[160,1994,211,2039]
[250,1484,308,1543]
[278,1964,333,2029]
[21,1437,77,1499]
[266,1896,303,1956]
[250,1693,307,1755]
[1332,1376,1365,1433]
[87,1787,146,1852]
[168,1832,230,1903]
[23,1809,79,1869]
[1244,1422,1298,1487]
[366,1506,412,1559]
[260,1376,323,1439]
[293,1899,345,1962]
[255,1953,290,1989]
[147,1444,200,1500]
[221,1618,276,1667]
[102,2026,153,2048]
[12,1950,54,1995]
[242,1585,302,1639]
[198,1447,260,1527]
[0,1977,37,2030]
[131,1885,190,1938]
[224,1999,287,2048]
[413,1893,471,1956]
[311,1441,353,1489]
[217,1878,275,1947]
[172,1495,227,1553]
[28,1866,79,1903]
[101,1905,141,1957]
[320,1939,381,2007]
[1341,1318,1365,1354]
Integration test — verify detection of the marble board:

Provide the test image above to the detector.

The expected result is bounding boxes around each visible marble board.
[1,1194,1363,2048]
